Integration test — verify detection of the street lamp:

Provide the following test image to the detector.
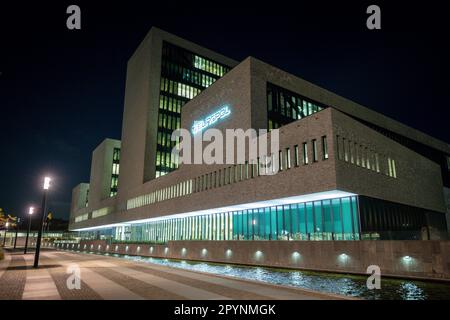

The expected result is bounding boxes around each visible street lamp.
[33,177,51,268]
[24,207,34,254]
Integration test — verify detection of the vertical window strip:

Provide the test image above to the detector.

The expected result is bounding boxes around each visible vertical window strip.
[312,139,318,162]
[322,136,328,160]
[302,142,309,165]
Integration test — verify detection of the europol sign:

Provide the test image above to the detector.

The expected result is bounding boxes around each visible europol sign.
[191,105,231,134]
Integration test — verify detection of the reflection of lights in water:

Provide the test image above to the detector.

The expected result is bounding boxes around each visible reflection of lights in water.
[224,265,233,272]
[74,250,448,300]
[254,267,265,280]
[289,271,306,286]
[400,282,423,300]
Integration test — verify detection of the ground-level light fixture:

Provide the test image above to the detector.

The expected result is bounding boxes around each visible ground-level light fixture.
[254,250,263,261]
[338,253,349,263]
[292,251,301,262]
[402,255,412,262]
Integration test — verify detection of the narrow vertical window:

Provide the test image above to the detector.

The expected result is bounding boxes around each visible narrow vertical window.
[312,139,318,162]
[256,157,260,177]
[294,145,299,166]
[375,153,380,173]
[336,135,342,160]
[302,142,309,165]
[245,161,249,179]
[447,156,450,171]
[321,136,328,160]
[343,138,348,162]
[279,150,283,171]
[349,141,354,164]
[391,159,397,178]
[361,145,366,168]
[286,148,291,169]
[388,157,392,177]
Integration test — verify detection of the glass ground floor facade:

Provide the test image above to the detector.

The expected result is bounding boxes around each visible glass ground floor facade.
[78,194,448,242]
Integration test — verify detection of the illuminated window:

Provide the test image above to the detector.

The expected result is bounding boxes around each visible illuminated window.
[286,148,291,169]
[156,42,231,178]
[302,142,308,165]
[294,145,299,166]
[447,156,450,171]
[322,136,329,160]
[110,148,120,197]
[312,139,318,162]
[267,83,326,129]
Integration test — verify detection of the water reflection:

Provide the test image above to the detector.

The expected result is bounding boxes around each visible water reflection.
[67,249,450,300]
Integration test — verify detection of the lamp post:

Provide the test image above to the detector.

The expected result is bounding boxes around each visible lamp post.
[33,177,51,268]
[2,222,9,247]
[24,207,34,254]
[13,218,21,249]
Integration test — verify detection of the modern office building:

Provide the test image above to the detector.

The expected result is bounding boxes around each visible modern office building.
[70,27,450,244]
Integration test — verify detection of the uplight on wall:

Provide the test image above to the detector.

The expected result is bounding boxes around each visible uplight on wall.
[254,250,264,261]
[338,253,349,265]
[201,248,208,257]
[225,249,232,259]
[402,255,412,262]
[291,251,301,263]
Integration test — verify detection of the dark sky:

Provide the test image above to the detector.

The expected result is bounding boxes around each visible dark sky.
[1,1,449,221]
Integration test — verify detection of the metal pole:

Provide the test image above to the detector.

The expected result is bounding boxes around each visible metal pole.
[13,224,18,249]
[34,190,48,268]
[24,214,32,254]
[2,229,6,246]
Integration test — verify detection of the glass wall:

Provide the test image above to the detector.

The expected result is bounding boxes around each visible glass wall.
[267,82,326,130]
[358,195,448,240]
[108,196,360,243]
[156,41,231,177]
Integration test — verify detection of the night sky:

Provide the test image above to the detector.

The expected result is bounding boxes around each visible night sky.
[1,1,449,221]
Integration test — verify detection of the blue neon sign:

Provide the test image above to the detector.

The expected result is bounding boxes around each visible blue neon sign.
[191,105,231,134]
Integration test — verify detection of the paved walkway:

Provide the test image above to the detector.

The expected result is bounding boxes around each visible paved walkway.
[0,249,346,300]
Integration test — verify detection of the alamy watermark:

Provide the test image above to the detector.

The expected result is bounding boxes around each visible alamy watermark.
[66,263,81,290]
